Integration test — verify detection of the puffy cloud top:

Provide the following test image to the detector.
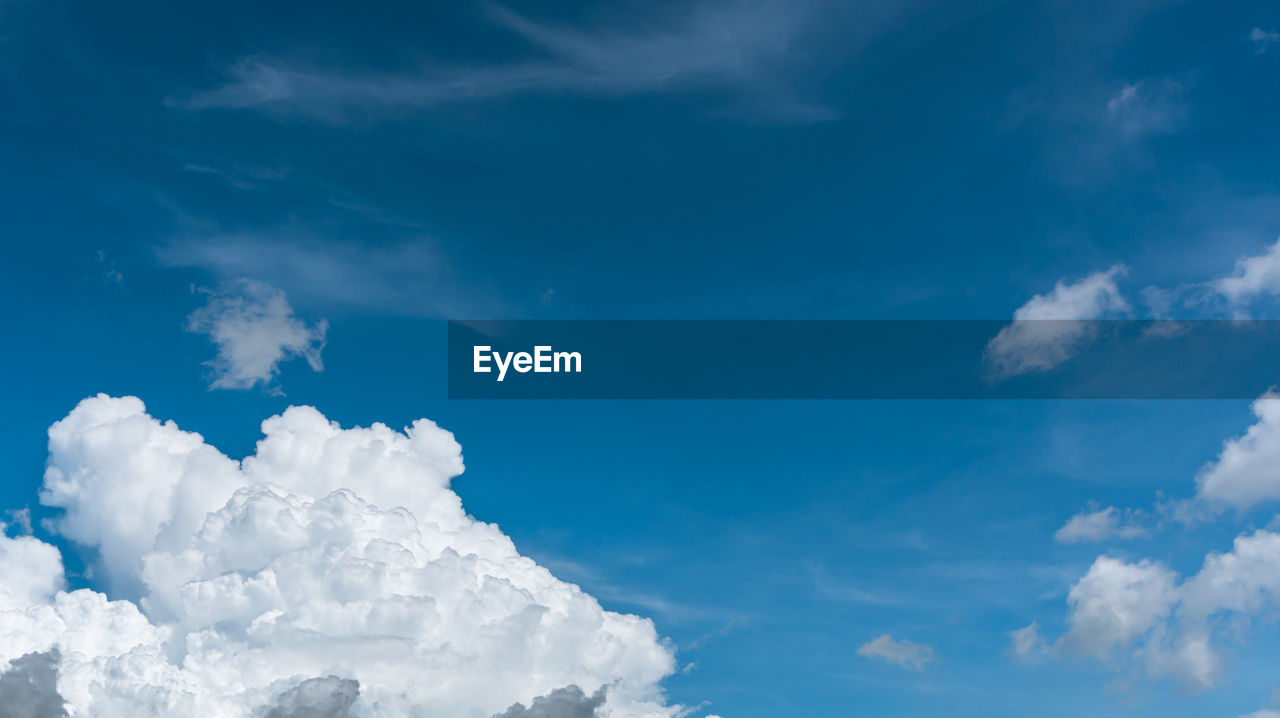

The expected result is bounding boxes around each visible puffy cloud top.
[2,395,682,717]
[1042,527,1280,691]
[1195,394,1280,510]
[0,531,64,611]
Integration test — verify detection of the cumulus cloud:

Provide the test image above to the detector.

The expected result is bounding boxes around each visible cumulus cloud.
[1193,393,1280,510]
[492,684,606,718]
[1054,506,1148,543]
[179,0,834,124]
[0,650,68,718]
[0,528,65,610]
[187,279,328,391]
[1041,526,1280,691]
[985,265,1130,376]
[4,395,682,717]
[1058,557,1178,662]
[856,634,933,670]
[1212,237,1280,309]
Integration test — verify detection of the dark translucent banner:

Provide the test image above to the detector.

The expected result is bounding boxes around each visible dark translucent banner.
[447,320,1280,399]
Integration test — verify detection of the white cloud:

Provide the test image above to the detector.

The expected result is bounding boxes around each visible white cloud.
[1251,27,1280,54]
[985,265,1129,376]
[180,0,834,124]
[1241,711,1280,718]
[187,279,328,391]
[1058,557,1178,662]
[4,395,684,717]
[1193,393,1280,510]
[856,634,933,670]
[0,530,64,611]
[1042,526,1280,692]
[1211,237,1280,308]
[1054,506,1148,543]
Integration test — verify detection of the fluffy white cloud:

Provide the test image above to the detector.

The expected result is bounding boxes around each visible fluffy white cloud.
[1054,506,1148,543]
[985,265,1130,376]
[1059,557,1178,661]
[855,634,933,670]
[1043,526,1280,691]
[187,280,328,391]
[1212,238,1280,309]
[1194,393,1280,510]
[40,395,246,595]
[0,529,64,611]
[3,395,683,717]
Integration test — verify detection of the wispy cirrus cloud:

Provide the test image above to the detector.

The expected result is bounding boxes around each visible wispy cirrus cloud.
[177,0,837,124]
[158,234,505,318]
[1105,78,1186,140]
[1251,27,1280,54]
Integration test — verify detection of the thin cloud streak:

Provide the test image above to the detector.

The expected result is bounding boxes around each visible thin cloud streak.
[157,235,507,318]
[177,0,838,124]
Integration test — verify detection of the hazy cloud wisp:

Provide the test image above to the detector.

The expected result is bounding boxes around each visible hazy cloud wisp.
[186,279,328,392]
[179,1,834,123]
[856,634,934,670]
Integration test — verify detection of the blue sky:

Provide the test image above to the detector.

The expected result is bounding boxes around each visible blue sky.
[5,0,1280,716]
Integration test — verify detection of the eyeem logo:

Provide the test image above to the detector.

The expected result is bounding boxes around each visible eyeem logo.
[473,345,582,382]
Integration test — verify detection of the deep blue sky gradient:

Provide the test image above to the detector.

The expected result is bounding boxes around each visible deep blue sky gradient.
[4,1,1280,715]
